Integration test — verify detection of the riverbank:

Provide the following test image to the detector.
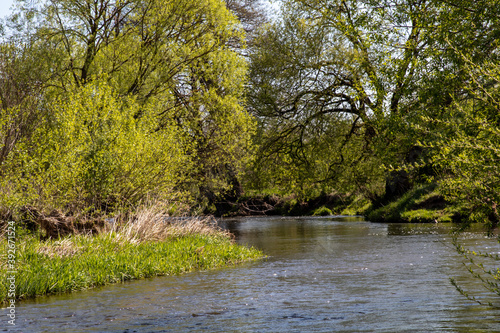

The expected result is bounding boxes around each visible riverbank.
[365,184,466,223]
[222,184,466,224]
[0,209,263,303]
[219,192,372,217]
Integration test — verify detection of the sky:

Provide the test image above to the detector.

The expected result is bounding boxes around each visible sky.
[0,0,15,19]
[0,0,280,20]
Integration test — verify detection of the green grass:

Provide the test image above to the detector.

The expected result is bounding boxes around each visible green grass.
[365,183,461,223]
[400,209,452,223]
[312,206,333,216]
[366,184,442,222]
[367,184,433,222]
[341,195,372,216]
[0,231,263,302]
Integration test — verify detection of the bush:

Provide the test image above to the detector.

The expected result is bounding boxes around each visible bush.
[1,78,189,214]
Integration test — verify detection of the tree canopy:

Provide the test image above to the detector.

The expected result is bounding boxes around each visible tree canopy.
[0,0,256,214]
[1,0,499,222]
[245,0,500,202]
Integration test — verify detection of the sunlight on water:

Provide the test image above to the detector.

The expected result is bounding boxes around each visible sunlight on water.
[6,216,500,332]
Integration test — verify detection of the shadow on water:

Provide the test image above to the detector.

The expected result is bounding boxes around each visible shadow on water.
[4,216,500,332]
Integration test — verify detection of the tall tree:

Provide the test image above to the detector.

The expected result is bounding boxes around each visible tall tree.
[0,0,255,212]
[246,0,500,199]
[225,0,267,44]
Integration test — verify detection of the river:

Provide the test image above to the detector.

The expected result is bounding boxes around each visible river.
[4,216,500,332]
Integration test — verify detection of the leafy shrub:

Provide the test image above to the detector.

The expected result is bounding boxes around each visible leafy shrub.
[2,78,189,213]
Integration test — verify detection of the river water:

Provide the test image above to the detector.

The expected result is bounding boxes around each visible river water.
[4,216,500,332]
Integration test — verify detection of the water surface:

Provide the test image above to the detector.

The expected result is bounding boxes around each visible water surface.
[4,216,500,332]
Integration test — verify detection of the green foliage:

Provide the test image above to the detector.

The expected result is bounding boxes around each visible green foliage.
[245,0,447,199]
[416,43,500,227]
[1,78,189,212]
[0,0,256,214]
[246,0,500,207]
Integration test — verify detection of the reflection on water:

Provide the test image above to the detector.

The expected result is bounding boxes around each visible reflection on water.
[4,216,500,332]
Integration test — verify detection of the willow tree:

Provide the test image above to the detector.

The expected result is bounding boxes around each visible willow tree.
[246,0,429,198]
[246,0,500,200]
[0,0,255,213]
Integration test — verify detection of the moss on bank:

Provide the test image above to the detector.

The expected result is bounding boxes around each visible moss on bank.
[0,216,263,303]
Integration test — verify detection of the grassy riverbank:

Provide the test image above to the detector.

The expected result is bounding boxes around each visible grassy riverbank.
[0,210,263,303]
[365,184,463,223]
[231,185,462,224]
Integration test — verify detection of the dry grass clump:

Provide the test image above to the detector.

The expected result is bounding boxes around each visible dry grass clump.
[115,204,230,243]
[36,238,83,258]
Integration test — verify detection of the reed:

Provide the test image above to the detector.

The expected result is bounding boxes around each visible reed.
[0,210,263,303]
[116,204,229,242]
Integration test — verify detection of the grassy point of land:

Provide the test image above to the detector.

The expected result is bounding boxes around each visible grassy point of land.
[0,208,264,303]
